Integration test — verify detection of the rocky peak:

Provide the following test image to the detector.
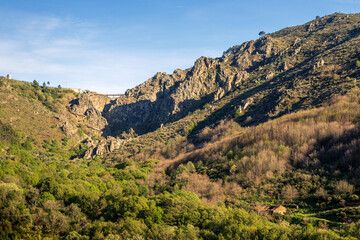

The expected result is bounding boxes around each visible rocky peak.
[69,35,284,137]
[68,13,360,139]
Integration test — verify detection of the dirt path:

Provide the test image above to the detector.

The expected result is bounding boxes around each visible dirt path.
[303,204,360,217]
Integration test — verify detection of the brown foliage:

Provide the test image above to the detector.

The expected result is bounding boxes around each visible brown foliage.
[174,93,360,188]
[184,173,242,205]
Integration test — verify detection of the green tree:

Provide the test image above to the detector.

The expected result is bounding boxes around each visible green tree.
[356,60,360,68]
[259,31,266,37]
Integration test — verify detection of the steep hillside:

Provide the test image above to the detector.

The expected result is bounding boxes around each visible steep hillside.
[70,13,359,140]
[67,13,360,160]
[0,77,113,155]
[1,12,360,240]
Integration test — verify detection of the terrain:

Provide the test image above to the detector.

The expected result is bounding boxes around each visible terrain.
[0,12,360,239]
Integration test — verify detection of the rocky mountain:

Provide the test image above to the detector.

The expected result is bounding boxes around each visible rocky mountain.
[70,13,360,141]
[1,13,358,162]
[2,13,360,239]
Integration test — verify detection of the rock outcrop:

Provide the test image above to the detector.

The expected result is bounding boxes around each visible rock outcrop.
[69,36,283,136]
[69,13,360,140]
[70,92,110,134]
[83,136,123,159]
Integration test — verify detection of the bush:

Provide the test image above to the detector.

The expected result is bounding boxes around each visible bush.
[78,129,84,137]
[21,139,33,150]
[186,122,197,136]
[0,123,20,144]
[356,60,360,68]
[282,185,299,201]
[335,180,354,195]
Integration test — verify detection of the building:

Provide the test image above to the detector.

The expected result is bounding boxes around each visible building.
[271,205,287,215]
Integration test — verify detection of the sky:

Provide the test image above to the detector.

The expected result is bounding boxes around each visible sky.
[0,0,359,93]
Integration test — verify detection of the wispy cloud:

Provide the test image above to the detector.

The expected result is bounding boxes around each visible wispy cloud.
[0,13,220,93]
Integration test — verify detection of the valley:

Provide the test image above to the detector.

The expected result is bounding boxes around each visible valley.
[0,12,359,239]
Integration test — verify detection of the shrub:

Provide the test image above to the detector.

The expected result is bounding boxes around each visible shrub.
[78,129,84,137]
[335,180,354,195]
[314,188,328,200]
[281,185,299,201]
[356,60,360,68]
[234,109,242,117]
[186,122,197,136]
[21,139,33,150]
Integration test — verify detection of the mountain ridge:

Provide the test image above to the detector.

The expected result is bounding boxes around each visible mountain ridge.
[69,13,359,141]
[1,12,360,239]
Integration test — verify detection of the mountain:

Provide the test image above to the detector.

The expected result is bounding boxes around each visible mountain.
[68,13,360,157]
[0,13,360,239]
[71,13,359,136]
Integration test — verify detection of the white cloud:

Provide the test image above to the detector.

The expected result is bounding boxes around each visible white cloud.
[0,13,222,94]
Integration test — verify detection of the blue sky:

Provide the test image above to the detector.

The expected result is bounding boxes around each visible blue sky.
[0,0,359,93]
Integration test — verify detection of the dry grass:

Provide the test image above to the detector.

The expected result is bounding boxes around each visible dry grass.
[0,91,65,144]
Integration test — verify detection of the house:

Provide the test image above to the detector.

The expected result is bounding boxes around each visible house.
[271,205,287,215]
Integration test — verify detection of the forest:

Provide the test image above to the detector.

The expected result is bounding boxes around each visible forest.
[1,87,360,239]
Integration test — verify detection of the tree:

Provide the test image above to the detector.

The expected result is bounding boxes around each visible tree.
[43,82,46,87]
[281,185,299,201]
[47,81,50,85]
[33,80,39,86]
[57,85,62,89]
[356,60,360,68]
[335,180,354,195]
[259,31,266,37]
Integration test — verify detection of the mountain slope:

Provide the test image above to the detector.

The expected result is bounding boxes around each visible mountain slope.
[66,13,360,160]
[70,13,359,140]
[1,12,360,240]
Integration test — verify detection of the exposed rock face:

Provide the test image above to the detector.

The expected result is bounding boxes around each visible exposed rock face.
[70,92,110,134]
[58,109,78,136]
[60,119,77,136]
[67,34,299,137]
[69,37,280,136]
[83,136,123,159]
[71,53,252,136]
[69,13,360,138]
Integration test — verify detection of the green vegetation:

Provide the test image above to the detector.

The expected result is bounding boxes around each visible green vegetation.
[7,78,71,112]
[0,12,359,239]
[186,122,197,136]
[1,117,360,239]
[166,92,360,231]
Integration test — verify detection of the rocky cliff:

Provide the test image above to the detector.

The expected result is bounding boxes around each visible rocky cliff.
[70,35,284,136]
[70,13,360,141]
